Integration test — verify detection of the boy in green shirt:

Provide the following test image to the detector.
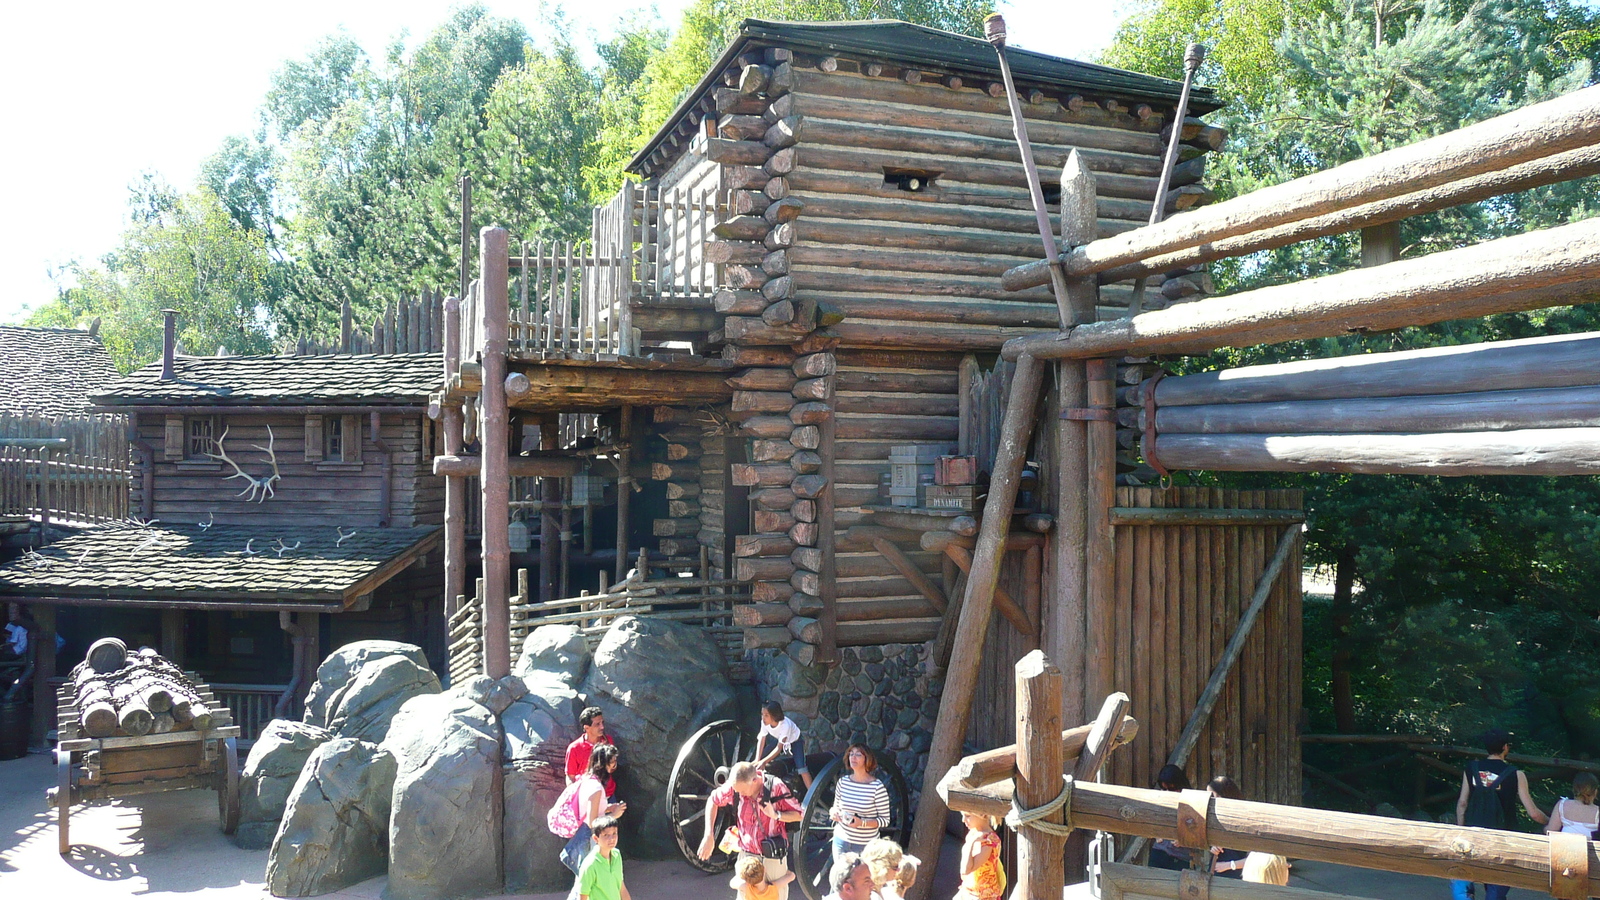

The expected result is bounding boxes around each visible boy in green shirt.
[578,815,629,900]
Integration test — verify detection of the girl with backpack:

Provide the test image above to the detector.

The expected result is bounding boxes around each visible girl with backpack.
[551,744,627,897]
[1546,772,1600,839]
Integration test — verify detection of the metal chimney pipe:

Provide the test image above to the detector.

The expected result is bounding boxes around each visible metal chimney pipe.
[160,309,178,381]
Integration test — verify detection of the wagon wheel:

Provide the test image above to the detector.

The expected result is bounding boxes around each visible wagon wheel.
[217,736,240,835]
[667,719,743,873]
[55,748,73,855]
[790,753,913,900]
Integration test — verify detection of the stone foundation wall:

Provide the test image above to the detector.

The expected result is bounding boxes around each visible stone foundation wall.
[750,642,943,802]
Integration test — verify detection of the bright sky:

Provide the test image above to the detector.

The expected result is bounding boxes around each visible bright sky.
[0,0,1132,325]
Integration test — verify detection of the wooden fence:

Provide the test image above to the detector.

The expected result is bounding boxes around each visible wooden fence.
[294,292,447,356]
[0,413,130,526]
[448,567,749,686]
[211,683,294,747]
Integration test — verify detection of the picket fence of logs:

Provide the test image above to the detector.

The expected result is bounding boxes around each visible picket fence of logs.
[904,71,1600,896]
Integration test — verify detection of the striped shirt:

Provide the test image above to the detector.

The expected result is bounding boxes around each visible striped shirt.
[832,775,891,844]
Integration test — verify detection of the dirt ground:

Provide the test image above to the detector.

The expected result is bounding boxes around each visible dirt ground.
[0,751,1544,899]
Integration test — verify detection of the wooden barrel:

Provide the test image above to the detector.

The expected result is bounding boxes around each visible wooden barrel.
[0,700,30,760]
[86,637,128,673]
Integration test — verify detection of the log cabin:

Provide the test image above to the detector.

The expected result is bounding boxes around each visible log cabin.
[0,312,446,746]
[441,15,1303,826]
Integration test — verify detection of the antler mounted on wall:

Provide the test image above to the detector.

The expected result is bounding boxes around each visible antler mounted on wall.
[206,425,282,503]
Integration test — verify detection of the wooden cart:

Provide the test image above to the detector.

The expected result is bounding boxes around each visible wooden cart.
[48,677,241,854]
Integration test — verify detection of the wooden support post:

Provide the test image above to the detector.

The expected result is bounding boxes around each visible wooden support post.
[1055,150,1100,730]
[908,352,1046,896]
[1013,650,1067,900]
[479,226,512,680]
[615,405,634,584]
[159,609,185,663]
[31,602,56,748]
[1084,359,1117,710]
[443,297,466,618]
[540,417,559,603]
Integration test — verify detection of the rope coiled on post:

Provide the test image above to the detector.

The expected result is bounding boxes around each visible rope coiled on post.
[1006,775,1075,838]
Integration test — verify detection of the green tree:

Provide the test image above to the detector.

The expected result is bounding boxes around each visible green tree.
[1109,0,1600,760]
[28,186,278,371]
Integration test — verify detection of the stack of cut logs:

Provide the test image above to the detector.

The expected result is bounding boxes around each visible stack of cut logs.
[69,638,212,739]
[650,407,726,567]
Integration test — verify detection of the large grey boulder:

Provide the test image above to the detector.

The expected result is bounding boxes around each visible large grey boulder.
[502,758,572,893]
[304,641,432,728]
[325,654,441,744]
[515,624,590,687]
[580,615,738,857]
[266,737,397,897]
[382,692,503,900]
[501,677,582,764]
[236,720,333,849]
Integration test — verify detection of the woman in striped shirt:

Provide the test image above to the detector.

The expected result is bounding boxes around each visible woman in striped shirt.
[829,744,891,859]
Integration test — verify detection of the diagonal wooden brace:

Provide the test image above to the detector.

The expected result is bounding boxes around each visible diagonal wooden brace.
[1176,789,1213,850]
[1549,831,1590,900]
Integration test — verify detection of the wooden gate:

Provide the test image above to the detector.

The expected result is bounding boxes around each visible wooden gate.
[1107,486,1303,804]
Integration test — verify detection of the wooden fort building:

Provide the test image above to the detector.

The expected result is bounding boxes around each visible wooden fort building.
[443,17,1300,808]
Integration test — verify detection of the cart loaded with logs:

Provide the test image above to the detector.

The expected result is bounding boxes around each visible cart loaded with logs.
[46,638,240,853]
[667,720,911,900]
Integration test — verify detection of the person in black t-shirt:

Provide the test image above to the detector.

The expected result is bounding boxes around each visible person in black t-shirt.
[1451,729,1548,900]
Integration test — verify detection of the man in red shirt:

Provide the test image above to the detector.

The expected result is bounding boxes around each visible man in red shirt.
[697,761,803,900]
[567,706,617,798]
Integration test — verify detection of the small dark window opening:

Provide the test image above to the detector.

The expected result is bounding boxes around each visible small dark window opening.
[1042,182,1062,205]
[324,416,343,461]
[884,167,940,193]
[186,417,216,459]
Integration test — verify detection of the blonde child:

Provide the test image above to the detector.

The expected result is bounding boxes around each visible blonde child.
[888,855,920,900]
[955,811,1005,900]
[1242,853,1290,885]
[1546,772,1600,838]
[729,853,793,900]
[859,838,902,894]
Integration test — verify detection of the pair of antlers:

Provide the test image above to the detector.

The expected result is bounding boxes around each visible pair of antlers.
[205,425,282,502]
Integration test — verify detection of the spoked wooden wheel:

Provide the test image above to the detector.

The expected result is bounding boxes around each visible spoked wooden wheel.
[55,748,73,855]
[790,754,913,900]
[667,719,743,873]
[217,736,240,835]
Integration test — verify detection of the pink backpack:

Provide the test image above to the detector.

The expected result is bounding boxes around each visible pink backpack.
[547,777,592,838]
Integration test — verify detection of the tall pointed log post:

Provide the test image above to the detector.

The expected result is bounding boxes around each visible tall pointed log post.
[540,416,560,602]
[479,225,512,679]
[1054,151,1101,731]
[1014,650,1066,900]
[614,405,634,584]
[443,297,466,619]
[907,353,1046,898]
[1084,359,1118,709]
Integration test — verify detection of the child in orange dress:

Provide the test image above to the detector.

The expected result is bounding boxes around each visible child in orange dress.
[730,853,793,900]
[954,811,1005,900]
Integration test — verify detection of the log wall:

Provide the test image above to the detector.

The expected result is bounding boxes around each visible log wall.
[1104,486,1302,805]
[132,412,441,528]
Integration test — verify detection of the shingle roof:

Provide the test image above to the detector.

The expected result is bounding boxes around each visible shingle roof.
[93,353,443,407]
[628,18,1222,174]
[0,522,441,608]
[0,326,120,416]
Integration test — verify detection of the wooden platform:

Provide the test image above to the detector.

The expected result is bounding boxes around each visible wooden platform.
[505,352,737,411]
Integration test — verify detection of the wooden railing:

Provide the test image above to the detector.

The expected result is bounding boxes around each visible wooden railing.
[638,182,721,305]
[0,414,130,526]
[210,683,293,747]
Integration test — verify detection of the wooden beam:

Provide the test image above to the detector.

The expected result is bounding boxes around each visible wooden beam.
[433,455,586,478]
[1041,84,1600,279]
[1004,216,1600,361]
[1152,331,1600,406]
[940,777,1600,895]
[956,715,1139,789]
[940,544,1034,635]
[907,353,1045,884]
[1152,384,1600,434]
[1084,359,1117,716]
[872,538,947,613]
[1110,507,1305,526]
[1150,428,1600,476]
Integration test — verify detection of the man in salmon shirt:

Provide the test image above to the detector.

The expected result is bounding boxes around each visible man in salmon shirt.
[567,706,617,798]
